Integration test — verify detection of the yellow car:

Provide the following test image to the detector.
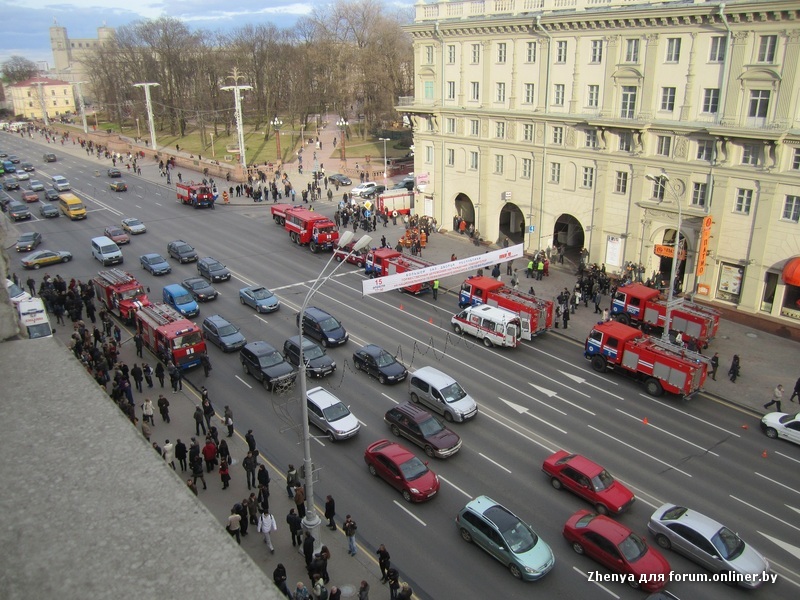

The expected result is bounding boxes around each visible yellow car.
[21,249,73,270]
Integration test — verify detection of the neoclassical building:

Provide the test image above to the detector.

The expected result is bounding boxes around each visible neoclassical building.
[7,77,76,120]
[401,0,800,323]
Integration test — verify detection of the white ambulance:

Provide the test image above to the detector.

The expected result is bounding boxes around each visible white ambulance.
[17,298,53,339]
[451,304,521,348]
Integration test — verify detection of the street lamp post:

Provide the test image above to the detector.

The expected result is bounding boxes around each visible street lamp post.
[210,133,215,158]
[645,172,682,343]
[297,231,372,551]
[272,117,283,162]
[136,117,141,140]
[379,137,390,179]
[337,118,349,162]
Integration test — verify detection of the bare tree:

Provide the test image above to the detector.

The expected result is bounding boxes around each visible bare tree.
[2,56,39,83]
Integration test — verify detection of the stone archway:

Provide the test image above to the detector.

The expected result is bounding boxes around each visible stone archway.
[498,203,525,245]
[553,214,585,251]
[656,228,687,294]
[454,193,475,227]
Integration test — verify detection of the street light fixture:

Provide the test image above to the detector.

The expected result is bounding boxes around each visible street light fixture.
[379,137,390,179]
[337,118,349,162]
[297,230,372,550]
[210,133,215,158]
[645,171,682,343]
[272,117,283,162]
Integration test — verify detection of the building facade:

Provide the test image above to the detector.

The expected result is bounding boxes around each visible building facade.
[8,78,76,120]
[49,22,114,99]
[401,0,800,323]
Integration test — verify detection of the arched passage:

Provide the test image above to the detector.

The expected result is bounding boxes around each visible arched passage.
[498,203,525,244]
[657,228,687,293]
[454,193,475,226]
[553,214,585,251]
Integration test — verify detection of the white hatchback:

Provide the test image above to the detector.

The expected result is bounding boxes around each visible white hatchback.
[306,386,360,441]
[351,182,377,197]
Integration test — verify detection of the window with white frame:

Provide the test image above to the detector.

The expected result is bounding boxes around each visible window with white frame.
[556,40,567,63]
[446,81,455,100]
[582,166,595,188]
[526,41,537,63]
[496,82,506,102]
[470,119,479,136]
[424,81,434,100]
[697,140,714,162]
[590,39,603,63]
[620,86,637,118]
[495,122,506,139]
[470,82,480,101]
[661,87,676,111]
[734,189,752,215]
[554,84,565,106]
[550,162,561,183]
[469,151,478,170]
[749,90,770,119]
[741,144,759,166]
[702,88,720,113]
[471,44,481,63]
[445,117,455,134]
[709,36,726,62]
[758,35,777,63]
[494,154,504,175]
[552,126,563,145]
[524,83,535,104]
[425,146,434,163]
[618,132,632,152]
[523,124,534,142]
[522,158,532,179]
[447,44,456,64]
[615,171,629,194]
[587,85,599,108]
[692,182,707,207]
[783,195,800,222]
[425,46,434,64]
[666,38,681,63]
[656,135,672,157]
[446,148,455,166]
[793,148,800,170]
[497,43,507,63]
[652,178,666,200]
[625,38,640,62]
[585,129,598,149]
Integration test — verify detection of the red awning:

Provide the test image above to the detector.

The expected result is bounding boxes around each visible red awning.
[782,257,800,286]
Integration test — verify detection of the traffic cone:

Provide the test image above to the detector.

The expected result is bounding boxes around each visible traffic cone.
[741,424,748,430]
[399,304,404,311]
[428,317,434,324]
[762,450,768,458]
[642,417,649,425]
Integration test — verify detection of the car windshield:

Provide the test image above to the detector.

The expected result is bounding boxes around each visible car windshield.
[217,324,238,337]
[252,288,273,300]
[175,294,193,306]
[19,233,36,242]
[176,244,192,254]
[319,317,340,332]
[441,382,467,403]
[399,456,429,482]
[126,219,142,227]
[592,470,615,492]
[208,262,224,271]
[173,331,202,348]
[108,229,123,237]
[375,351,396,368]
[418,416,444,437]
[145,256,161,265]
[712,527,745,560]
[28,323,52,339]
[619,532,648,563]
[72,203,85,211]
[322,402,350,422]
[485,506,537,553]
[120,287,145,301]
[258,351,284,368]
[304,345,324,360]
[8,282,25,297]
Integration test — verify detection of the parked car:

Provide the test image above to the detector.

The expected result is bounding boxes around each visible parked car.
[456,495,555,581]
[139,253,171,276]
[542,450,635,515]
[760,411,800,446]
[239,286,280,313]
[182,277,218,302]
[21,249,72,269]
[353,344,408,384]
[16,232,43,252]
[328,173,352,186]
[363,439,440,502]
[283,335,336,378]
[563,510,670,593]
[647,504,770,588]
[202,314,246,352]
[104,226,130,245]
[121,217,146,234]
[167,240,198,263]
[384,402,461,458]
[109,180,128,192]
[362,184,386,199]
[197,257,231,282]
[6,278,31,305]
[39,203,59,218]
[240,341,296,390]
[306,386,359,441]
[21,189,39,203]
[351,181,378,197]
[296,307,348,347]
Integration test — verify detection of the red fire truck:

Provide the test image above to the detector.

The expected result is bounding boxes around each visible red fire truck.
[283,207,339,252]
[365,248,434,294]
[270,203,293,225]
[92,269,151,323]
[376,191,413,216]
[611,283,720,348]
[458,276,554,340]
[135,303,206,371]
[585,321,708,399]
[176,182,214,208]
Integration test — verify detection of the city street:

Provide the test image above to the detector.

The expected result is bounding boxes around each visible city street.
[3,130,799,600]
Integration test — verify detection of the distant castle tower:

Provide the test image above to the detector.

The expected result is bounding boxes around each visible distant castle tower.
[48,20,114,99]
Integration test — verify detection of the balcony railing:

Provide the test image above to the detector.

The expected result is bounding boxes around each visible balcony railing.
[417,0,695,21]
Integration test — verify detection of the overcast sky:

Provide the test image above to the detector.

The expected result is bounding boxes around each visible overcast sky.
[0,1,415,67]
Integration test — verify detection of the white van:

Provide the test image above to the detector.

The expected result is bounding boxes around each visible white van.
[52,175,70,191]
[451,304,521,348]
[408,366,478,423]
[17,298,53,339]
[91,236,123,266]
[306,386,360,441]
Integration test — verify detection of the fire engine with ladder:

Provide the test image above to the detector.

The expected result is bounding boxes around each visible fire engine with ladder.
[283,207,340,252]
[365,248,434,294]
[176,182,214,208]
[135,303,206,370]
[458,276,554,340]
[92,269,150,323]
[585,320,708,399]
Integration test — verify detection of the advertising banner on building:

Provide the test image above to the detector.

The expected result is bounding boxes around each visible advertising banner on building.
[361,244,524,296]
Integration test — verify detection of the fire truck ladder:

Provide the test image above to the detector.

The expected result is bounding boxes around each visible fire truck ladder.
[499,288,548,310]
[98,268,135,286]
[647,336,710,364]
[141,304,178,326]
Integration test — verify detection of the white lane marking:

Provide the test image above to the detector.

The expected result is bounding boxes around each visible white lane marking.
[560,370,624,398]
[472,406,556,453]
[235,375,252,388]
[754,472,800,496]
[381,393,398,405]
[439,475,472,499]
[154,202,162,206]
[588,425,692,477]
[254,315,270,326]
[776,451,800,465]
[357,419,368,428]
[500,398,568,433]
[619,482,660,510]
[637,394,741,438]
[392,501,426,526]
[730,495,800,535]
[758,531,800,562]
[530,383,595,415]
[532,377,591,399]
[571,566,620,599]
[479,453,511,474]
[616,409,719,457]
[135,204,142,209]
[312,436,326,447]
[229,268,257,286]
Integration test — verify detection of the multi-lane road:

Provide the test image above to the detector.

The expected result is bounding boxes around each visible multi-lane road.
[3,133,799,599]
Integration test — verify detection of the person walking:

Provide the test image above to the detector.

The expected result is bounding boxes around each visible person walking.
[227,507,241,544]
[358,581,370,600]
[155,362,165,388]
[200,352,212,377]
[246,429,257,453]
[273,564,292,599]
[202,397,215,430]
[709,353,719,381]
[131,363,144,393]
[377,544,391,582]
[386,568,399,599]
[286,464,299,498]
[243,451,258,490]
[190,454,207,490]
[287,508,303,547]
[302,531,315,567]
[294,483,306,519]
[293,582,310,600]
[223,405,234,437]
[133,332,143,357]
[343,515,358,556]
[431,279,439,300]
[193,406,207,436]
[141,397,155,425]
[728,354,740,383]
[258,509,277,553]
[324,495,336,530]
[396,583,413,600]
[202,438,218,473]
[175,438,187,472]
[162,439,175,470]
[157,394,170,423]
[246,492,259,526]
[789,375,800,403]
[142,363,154,388]
[764,384,784,412]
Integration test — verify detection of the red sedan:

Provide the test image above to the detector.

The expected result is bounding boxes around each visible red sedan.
[563,510,670,593]
[364,439,439,502]
[542,450,634,515]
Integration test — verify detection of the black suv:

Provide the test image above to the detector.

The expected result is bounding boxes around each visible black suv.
[197,257,231,282]
[3,176,19,191]
[167,240,198,263]
[43,153,57,162]
[296,307,348,347]
[384,403,462,459]
[283,335,336,378]
[7,201,31,221]
[240,341,296,390]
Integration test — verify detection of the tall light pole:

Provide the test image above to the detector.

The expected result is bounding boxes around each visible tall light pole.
[73,81,88,134]
[272,117,283,162]
[36,82,49,127]
[337,118,349,162]
[645,172,683,342]
[379,137,390,179]
[133,82,160,150]
[210,133,215,158]
[297,231,372,551]
[136,117,141,140]
[222,69,253,171]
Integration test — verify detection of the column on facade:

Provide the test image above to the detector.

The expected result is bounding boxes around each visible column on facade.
[639,34,660,120]
[774,31,800,124]
[568,36,580,114]
[679,33,698,121]
[536,37,550,112]
[601,36,619,117]
[482,40,491,105]
[721,32,749,126]
[509,38,518,110]
[739,180,776,311]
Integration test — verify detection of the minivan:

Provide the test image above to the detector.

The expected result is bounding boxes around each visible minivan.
[91,236,123,266]
[306,386,360,441]
[408,366,478,422]
[163,283,199,317]
[58,193,86,220]
[240,341,296,391]
[296,307,348,347]
[52,175,70,191]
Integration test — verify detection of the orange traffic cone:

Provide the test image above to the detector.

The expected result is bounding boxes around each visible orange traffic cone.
[642,417,649,425]
[762,450,768,458]
[429,317,434,324]
[741,424,749,430]
[399,304,404,311]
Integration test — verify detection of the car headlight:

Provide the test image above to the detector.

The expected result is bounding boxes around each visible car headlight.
[328,337,336,343]
[409,488,420,494]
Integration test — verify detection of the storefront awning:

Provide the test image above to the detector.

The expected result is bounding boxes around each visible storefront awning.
[782,256,800,286]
